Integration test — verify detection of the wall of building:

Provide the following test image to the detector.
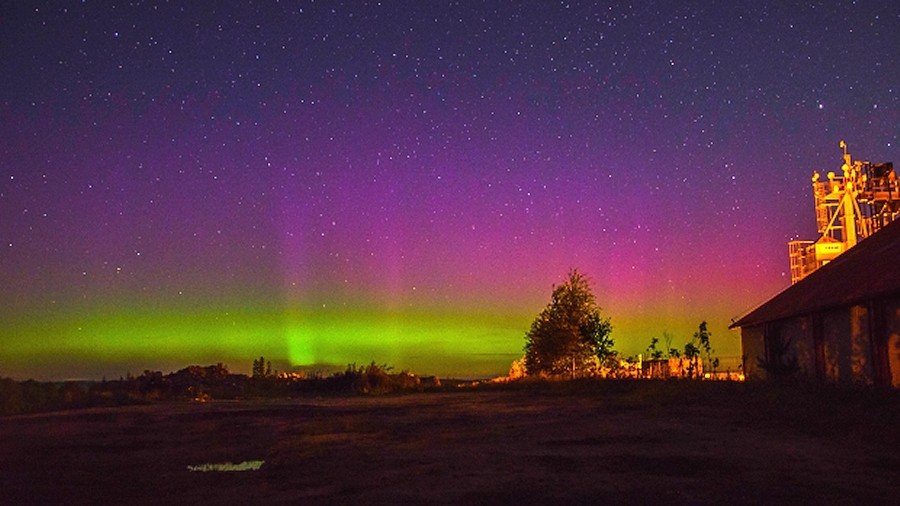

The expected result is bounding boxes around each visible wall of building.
[850,304,874,384]
[885,297,900,388]
[741,303,880,385]
[641,358,702,379]
[820,305,873,385]
[779,316,816,377]
[740,317,813,381]
[740,325,766,380]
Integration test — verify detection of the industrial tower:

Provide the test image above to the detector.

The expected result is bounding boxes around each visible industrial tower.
[788,141,899,284]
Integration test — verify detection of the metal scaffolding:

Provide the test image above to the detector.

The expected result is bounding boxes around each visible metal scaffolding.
[788,141,899,284]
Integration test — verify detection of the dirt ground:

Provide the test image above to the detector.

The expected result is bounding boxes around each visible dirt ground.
[1,380,898,505]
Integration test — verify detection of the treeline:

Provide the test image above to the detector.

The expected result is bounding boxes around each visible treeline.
[0,361,442,416]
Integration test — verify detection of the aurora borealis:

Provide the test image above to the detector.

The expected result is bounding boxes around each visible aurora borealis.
[1,2,897,380]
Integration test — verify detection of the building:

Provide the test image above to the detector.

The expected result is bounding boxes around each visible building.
[787,141,899,284]
[730,217,900,387]
[641,357,701,379]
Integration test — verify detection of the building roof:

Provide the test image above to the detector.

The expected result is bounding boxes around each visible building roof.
[730,217,900,328]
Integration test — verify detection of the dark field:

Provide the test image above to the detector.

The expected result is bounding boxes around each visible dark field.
[2,380,898,505]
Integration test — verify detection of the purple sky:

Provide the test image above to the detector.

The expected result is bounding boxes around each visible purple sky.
[1,1,897,379]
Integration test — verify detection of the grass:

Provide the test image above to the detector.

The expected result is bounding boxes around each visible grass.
[1,379,897,505]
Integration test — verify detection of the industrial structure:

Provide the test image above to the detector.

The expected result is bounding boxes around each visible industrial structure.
[788,141,899,283]
[731,143,900,388]
[731,217,900,387]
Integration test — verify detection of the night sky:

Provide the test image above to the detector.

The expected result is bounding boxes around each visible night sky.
[2,1,897,380]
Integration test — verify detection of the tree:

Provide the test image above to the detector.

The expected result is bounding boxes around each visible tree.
[507,357,527,380]
[678,321,718,378]
[646,337,664,360]
[648,331,681,360]
[694,321,712,357]
[662,331,680,358]
[693,321,718,373]
[252,356,272,379]
[524,269,614,377]
[683,342,701,378]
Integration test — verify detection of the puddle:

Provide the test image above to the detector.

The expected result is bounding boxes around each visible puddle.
[187,460,264,472]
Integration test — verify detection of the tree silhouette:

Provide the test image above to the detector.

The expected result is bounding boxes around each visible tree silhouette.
[646,337,663,359]
[683,342,701,378]
[693,321,718,373]
[662,331,681,358]
[524,269,613,377]
[251,356,272,379]
[694,321,712,358]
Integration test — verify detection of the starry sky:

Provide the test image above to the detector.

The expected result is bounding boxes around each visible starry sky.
[1,1,897,380]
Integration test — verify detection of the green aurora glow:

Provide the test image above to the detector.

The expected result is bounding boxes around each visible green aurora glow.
[2,288,745,380]
[3,299,533,379]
